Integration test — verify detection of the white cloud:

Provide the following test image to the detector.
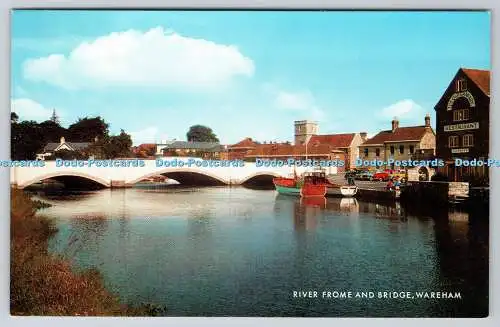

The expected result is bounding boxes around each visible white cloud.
[129,126,161,145]
[274,90,315,111]
[23,26,255,90]
[128,126,173,146]
[273,89,325,121]
[11,98,54,122]
[380,99,425,120]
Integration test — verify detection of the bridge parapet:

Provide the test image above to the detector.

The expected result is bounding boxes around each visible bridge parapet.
[10,158,318,188]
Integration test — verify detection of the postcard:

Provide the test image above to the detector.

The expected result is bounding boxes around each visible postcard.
[9,9,490,317]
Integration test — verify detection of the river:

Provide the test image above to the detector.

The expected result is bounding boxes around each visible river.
[30,186,489,317]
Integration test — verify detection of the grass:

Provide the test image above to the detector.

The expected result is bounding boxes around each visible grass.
[10,188,166,316]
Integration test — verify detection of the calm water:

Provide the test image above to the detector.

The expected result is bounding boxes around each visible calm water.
[31,187,489,317]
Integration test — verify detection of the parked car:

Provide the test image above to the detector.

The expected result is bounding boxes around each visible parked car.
[345,169,359,180]
[358,170,374,181]
[372,170,390,181]
[390,169,407,182]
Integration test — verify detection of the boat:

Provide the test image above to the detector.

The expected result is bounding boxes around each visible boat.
[273,171,327,198]
[300,179,327,197]
[273,169,356,198]
[325,175,358,197]
[273,177,301,196]
[326,185,358,197]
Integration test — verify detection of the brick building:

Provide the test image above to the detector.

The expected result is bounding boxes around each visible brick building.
[434,68,490,184]
[359,115,436,169]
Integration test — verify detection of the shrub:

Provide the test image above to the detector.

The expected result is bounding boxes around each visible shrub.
[10,189,163,316]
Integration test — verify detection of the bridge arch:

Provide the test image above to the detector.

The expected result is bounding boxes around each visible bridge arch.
[18,172,111,189]
[129,168,229,186]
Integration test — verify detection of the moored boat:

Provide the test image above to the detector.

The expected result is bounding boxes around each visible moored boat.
[273,172,327,197]
[273,177,301,196]
[300,182,327,197]
[325,174,358,197]
[326,184,358,197]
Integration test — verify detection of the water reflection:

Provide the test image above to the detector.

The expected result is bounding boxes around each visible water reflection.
[32,187,488,317]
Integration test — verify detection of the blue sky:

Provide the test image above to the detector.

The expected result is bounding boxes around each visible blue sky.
[11,10,490,145]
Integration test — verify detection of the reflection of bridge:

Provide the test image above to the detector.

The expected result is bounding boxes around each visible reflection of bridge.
[10,158,317,189]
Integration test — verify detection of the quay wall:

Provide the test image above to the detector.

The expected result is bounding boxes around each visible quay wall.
[400,181,469,206]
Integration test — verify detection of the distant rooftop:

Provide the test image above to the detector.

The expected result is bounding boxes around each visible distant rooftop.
[161,141,222,152]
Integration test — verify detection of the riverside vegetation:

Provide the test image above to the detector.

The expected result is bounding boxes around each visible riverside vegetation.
[10,188,166,316]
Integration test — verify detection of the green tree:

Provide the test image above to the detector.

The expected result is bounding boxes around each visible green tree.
[103,129,133,159]
[68,116,109,142]
[50,109,60,124]
[11,121,45,160]
[11,112,19,123]
[38,120,66,143]
[186,125,219,142]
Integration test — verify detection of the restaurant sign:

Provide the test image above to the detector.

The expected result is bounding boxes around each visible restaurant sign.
[451,148,470,154]
[444,122,479,132]
[447,91,476,110]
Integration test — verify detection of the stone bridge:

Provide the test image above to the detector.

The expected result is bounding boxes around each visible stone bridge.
[10,158,331,189]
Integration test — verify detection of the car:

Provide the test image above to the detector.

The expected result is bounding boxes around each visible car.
[358,170,373,181]
[390,170,407,181]
[344,169,359,180]
[372,171,390,181]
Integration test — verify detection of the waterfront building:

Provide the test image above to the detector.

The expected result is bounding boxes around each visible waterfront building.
[227,137,258,160]
[244,141,346,174]
[36,136,93,160]
[434,68,490,184]
[359,116,436,169]
[160,141,225,159]
[132,143,156,159]
[294,120,367,170]
[155,139,176,156]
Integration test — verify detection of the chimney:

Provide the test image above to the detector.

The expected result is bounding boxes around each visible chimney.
[360,132,367,142]
[391,117,399,132]
[425,113,431,127]
[60,136,65,144]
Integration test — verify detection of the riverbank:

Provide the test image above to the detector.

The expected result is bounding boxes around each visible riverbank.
[10,188,165,316]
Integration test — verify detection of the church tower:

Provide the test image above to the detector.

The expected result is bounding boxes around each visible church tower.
[294,120,318,145]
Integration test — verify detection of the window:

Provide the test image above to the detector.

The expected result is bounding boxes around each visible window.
[390,146,394,155]
[448,136,459,148]
[375,148,380,157]
[453,109,469,122]
[456,79,467,92]
[399,145,404,154]
[364,148,368,157]
[409,145,415,154]
[463,134,474,147]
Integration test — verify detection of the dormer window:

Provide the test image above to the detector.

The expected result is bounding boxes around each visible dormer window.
[456,79,467,92]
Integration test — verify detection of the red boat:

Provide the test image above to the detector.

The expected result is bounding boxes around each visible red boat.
[273,172,327,197]
[300,173,327,197]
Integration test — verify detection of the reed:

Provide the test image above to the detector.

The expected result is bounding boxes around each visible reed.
[10,188,165,316]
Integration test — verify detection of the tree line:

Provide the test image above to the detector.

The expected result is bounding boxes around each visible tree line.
[11,112,132,160]
[11,109,222,160]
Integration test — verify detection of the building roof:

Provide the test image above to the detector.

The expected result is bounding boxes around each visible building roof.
[246,142,344,157]
[461,68,490,96]
[162,141,222,152]
[229,137,258,149]
[435,67,491,109]
[132,143,156,154]
[362,126,430,146]
[43,142,91,152]
[308,133,355,148]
